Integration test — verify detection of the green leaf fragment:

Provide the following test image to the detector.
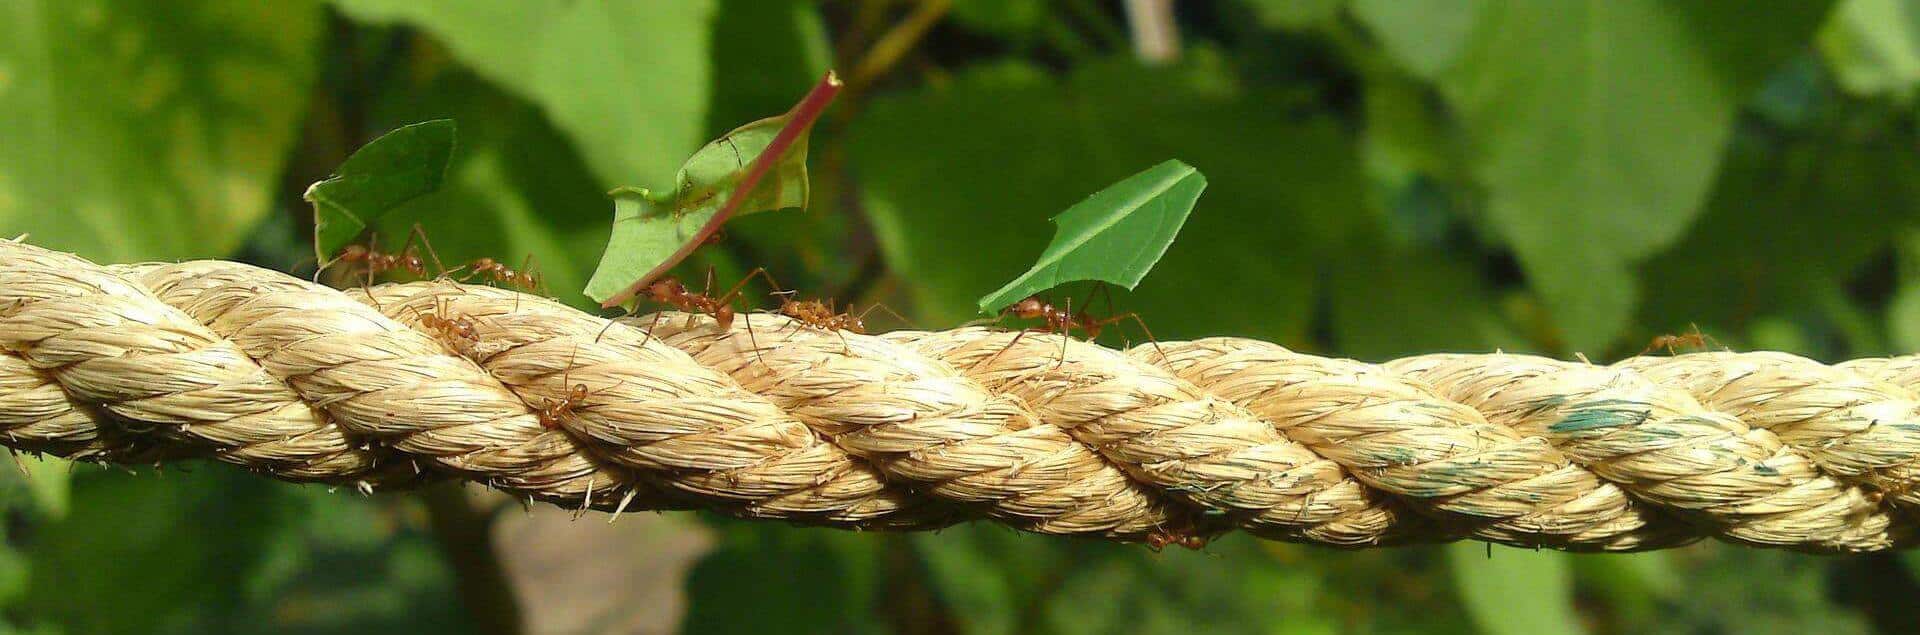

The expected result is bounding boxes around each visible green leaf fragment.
[583,111,812,304]
[976,160,1205,314]
[305,120,457,262]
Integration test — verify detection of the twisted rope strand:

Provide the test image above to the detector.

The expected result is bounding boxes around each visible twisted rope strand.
[2,240,1915,551]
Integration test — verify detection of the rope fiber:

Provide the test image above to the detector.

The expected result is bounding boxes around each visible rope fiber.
[4,239,1919,552]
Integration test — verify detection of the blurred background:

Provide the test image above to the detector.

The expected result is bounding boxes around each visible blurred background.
[4,0,1920,633]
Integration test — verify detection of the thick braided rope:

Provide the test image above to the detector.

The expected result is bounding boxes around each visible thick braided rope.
[3,240,1918,552]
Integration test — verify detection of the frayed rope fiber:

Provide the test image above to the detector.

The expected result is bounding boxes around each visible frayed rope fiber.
[5,239,1920,552]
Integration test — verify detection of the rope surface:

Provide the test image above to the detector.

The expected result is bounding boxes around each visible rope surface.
[3,240,1917,552]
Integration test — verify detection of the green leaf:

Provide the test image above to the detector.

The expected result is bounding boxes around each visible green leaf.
[707,0,831,137]
[306,120,457,262]
[23,468,306,633]
[1353,0,1486,79]
[15,455,68,519]
[583,84,824,305]
[361,64,617,311]
[1448,543,1584,635]
[975,160,1206,314]
[0,0,324,262]
[1245,0,1349,29]
[1643,117,1920,341]
[1432,0,1836,351]
[1819,0,1920,99]
[682,523,883,633]
[853,54,1366,344]
[330,0,716,189]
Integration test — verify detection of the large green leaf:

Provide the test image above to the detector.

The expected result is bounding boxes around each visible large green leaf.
[330,0,716,189]
[1642,118,1920,345]
[1423,0,1837,352]
[1819,0,1920,99]
[1448,544,1584,635]
[976,160,1205,313]
[852,55,1368,344]
[306,120,457,262]
[0,0,323,262]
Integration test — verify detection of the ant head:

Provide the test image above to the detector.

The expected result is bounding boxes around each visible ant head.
[401,254,425,273]
[1008,296,1047,319]
[844,316,867,335]
[647,278,683,301]
[1177,535,1208,550]
[1145,532,1171,552]
[714,305,736,331]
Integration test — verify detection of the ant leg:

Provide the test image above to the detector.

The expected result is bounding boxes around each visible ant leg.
[714,267,784,310]
[1055,296,1072,368]
[981,327,1036,370]
[639,311,667,349]
[853,302,913,334]
[1093,312,1165,362]
[408,223,451,278]
[594,319,618,345]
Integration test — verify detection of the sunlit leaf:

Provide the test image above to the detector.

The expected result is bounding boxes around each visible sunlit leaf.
[1427,0,1836,351]
[976,160,1205,314]
[1448,544,1584,635]
[330,0,716,189]
[306,120,457,262]
[1819,0,1920,99]
[0,0,324,262]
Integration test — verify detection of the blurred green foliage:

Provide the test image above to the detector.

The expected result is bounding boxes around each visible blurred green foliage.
[5,0,1920,633]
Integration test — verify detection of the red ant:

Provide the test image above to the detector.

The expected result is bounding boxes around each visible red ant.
[985,284,1162,366]
[635,267,786,361]
[462,255,547,296]
[1640,324,1719,356]
[317,223,449,285]
[538,383,590,430]
[409,297,481,355]
[536,347,621,431]
[1145,528,1209,552]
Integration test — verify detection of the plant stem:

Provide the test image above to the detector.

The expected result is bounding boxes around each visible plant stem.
[1120,0,1180,64]
[601,71,844,308]
[423,484,525,635]
[848,0,953,93]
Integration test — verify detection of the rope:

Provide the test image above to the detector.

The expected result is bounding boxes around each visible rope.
[3,239,1917,553]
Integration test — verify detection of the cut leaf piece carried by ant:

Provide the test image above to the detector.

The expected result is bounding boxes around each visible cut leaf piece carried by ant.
[1639,323,1722,357]
[977,282,1163,367]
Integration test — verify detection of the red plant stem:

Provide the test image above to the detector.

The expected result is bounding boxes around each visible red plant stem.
[601,71,844,308]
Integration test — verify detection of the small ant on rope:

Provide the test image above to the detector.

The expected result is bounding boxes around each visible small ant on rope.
[316,223,451,287]
[461,255,548,296]
[408,296,483,357]
[633,267,784,361]
[1144,528,1209,552]
[537,347,621,431]
[980,283,1163,367]
[1639,324,1720,356]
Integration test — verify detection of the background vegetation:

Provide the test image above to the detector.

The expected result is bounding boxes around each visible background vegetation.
[5,0,1920,633]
